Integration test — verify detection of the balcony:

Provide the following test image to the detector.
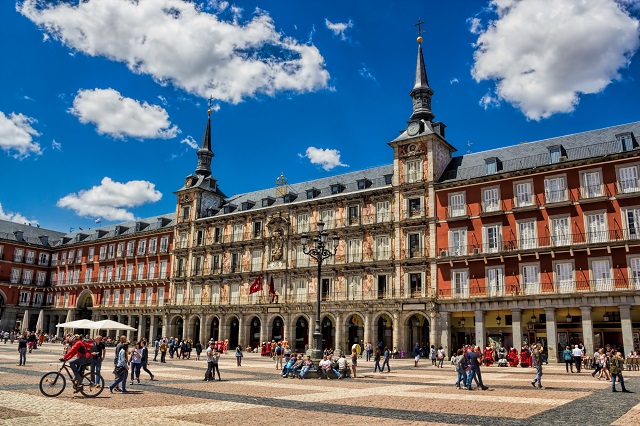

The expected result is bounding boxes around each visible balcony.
[446,205,470,220]
[544,189,573,206]
[616,179,640,198]
[480,200,505,216]
[579,184,611,203]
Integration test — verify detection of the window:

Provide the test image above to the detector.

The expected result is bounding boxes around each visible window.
[231,253,240,273]
[586,212,607,243]
[544,176,567,203]
[518,221,537,249]
[295,280,308,302]
[99,246,107,260]
[482,187,500,212]
[126,241,135,256]
[22,270,33,285]
[357,179,370,190]
[376,201,390,222]
[297,213,309,233]
[25,250,35,264]
[617,133,634,151]
[137,264,145,280]
[330,184,344,194]
[64,292,70,308]
[449,228,467,256]
[146,238,156,254]
[521,264,540,295]
[321,210,335,229]
[85,267,93,284]
[618,165,639,193]
[19,291,30,306]
[124,289,130,306]
[210,254,220,273]
[409,272,422,297]
[38,252,49,266]
[14,249,24,262]
[106,266,113,282]
[405,159,421,183]
[347,276,362,300]
[146,288,153,305]
[182,206,190,221]
[624,208,640,240]
[629,257,640,289]
[46,293,53,305]
[551,217,571,246]
[230,283,240,304]
[68,250,75,264]
[408,198,421,217]
[99,267,106,282]
[76,248,82,262]
[148,261,156,279]
[73,270,80,284]
[482,224,501,253]
[115,265,122,282]
[486,158,498,174]
[160,236,169,252]
[196,229,205,246]
[36,271,46,286]
[137,239,147,255]
[159,261,168,279]
[408,233,421,258]
[555,262,574,293]
[114,289,120,307]
[61,252,67,264]
[103,290,111,306]
[591,258,611,291]
[126,264,134,281]
[107,244,115,259]
[452,269,469,298]
[253,221,262,238]
[0,245,4,260]
[116,243,124,258]
[10,268,21,283]
[33,293,43,307]
[233,224,244,242]
[348,206,360,225]
[384,174,393,185]
[582,171,602,198]
[376,235,391,260]
[486,267,504,296]
[251,249,262,271]
[88,247,95,261]
[548,146,563,163]
[192,257,204,276]
[449,192,466,217]
[348,239,362,262]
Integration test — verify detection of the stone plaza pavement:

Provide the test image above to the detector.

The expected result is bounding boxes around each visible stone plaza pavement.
[0,343,639,425]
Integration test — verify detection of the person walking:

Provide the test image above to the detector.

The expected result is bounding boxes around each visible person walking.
[531,344,543,389]
[466,346,489,390]
[17,332,28,366]
[350,349,358,378]
[140,340,155,381]
[109,342,129,394]
[413,343,421,367]
[429,345,437,366]
[373,348,382,372]
[572,345,583,373]
[195,341,203,361]
[90,335,106,384]
[274,343,284,370]
[562,345,574,373]
[437,346,446,368]
[235,345,243,366]
[160,339,168,363]
[381,347,391,372]
[153,338,159,362]
[129,341,143,385]
[454,349,468,389]
[610,349,633,393]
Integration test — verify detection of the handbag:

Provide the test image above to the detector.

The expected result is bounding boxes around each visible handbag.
[113,366,125,376]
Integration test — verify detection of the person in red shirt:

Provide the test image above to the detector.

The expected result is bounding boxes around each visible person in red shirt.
[60,334,95,391]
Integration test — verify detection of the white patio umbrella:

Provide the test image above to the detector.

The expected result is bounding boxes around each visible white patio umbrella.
[55,319,96,329]
[22,310,29,332]
[90,319,136,331]
[35,309,44,333]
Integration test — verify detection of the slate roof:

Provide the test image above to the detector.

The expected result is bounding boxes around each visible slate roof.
[209,164,394,218]
[438,121,640,183]
[53,213,176,247]
[0,219,65,247]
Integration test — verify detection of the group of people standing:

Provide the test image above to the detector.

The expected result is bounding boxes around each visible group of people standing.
[108,335,155,394]
[562,344,633,393]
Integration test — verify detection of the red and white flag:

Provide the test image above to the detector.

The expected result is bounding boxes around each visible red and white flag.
[249,276,262,294]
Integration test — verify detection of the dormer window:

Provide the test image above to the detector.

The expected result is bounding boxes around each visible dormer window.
[283,192,297,203]
[262,197,275,207]
[223,204,237,214]
[330,184,345,194]
[617,133,635,152]
[306,188,320,199]
[241,201,255,211]
[485,158,500,174]
[548,145,565,164]
[357,179,371,190]
[384,174,393,185]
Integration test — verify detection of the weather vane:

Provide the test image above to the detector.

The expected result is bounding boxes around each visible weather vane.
[208,95,214,115]
[415,18,425,36]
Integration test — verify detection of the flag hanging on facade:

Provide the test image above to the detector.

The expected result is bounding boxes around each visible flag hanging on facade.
[249,276,262,294]
[268,276,275,296]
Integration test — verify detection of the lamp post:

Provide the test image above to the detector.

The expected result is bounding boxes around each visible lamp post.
[301,221,339,360]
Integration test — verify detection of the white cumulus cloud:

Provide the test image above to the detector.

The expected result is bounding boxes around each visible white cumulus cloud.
[181,135,198,149]
[0,111,42,159]
[19,0,330,104]
[471,0,640,120]
[69,88,180,139]
[57,177,163,221]
[300,146,348,171]
[0,203,34,225]
[325,18,353,41]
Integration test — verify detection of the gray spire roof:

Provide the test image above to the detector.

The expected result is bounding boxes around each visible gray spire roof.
[195,113,214,177]
[413,42,430,91]
[410,42,434,122]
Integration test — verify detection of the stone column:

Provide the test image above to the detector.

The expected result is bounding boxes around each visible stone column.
[182,315,189,341]
[392,312,400,351]
[137,315,144,341]
[580,306,594,356]
[474,310,486,349]
[334,313,344,354]
[149,315,156,340]
[237,315,245,348]
[511,309,522,351]
[429,310,439,350]
[544,308,558,363]
[363,313,371,346]
[261,315,270,345]
[619,305,634,357]
[439,311,451,359]
[199,315,207,345]
[127,315,134,341]
[161,314,168,338]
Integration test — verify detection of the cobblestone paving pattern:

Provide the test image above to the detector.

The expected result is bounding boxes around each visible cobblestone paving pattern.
[0,343,638,425]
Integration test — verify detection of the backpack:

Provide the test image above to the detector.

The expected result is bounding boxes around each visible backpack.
[160,343,167,352]
[276,346,283,356]
[610,357,621,375]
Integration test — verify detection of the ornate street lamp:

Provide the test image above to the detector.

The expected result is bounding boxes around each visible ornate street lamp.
[301,221,339,360]
[565,309,572,323]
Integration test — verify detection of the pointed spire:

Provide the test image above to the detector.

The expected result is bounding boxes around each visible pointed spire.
[410,23,434,122]
[195,99,214,177]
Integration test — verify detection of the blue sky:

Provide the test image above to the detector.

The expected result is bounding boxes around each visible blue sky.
[1,0,639,232]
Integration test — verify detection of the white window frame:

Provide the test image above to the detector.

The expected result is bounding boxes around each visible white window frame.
[553,260,575,293]
[550,215,571,247]
[448,227,467,256]
[148,261,156,279]
[375,235,391,260]
[251,249,263,271]
[297,213,309,233]
[347,275,362,300]
[517,220,537,249]
[544,174,567,204]
[233,223,244,242]
[137,239,147,255]
[448,192,466,217]
[160,236,169,252]
[628,256,640,290]
[581,169,603,198]
[452,269,469,298]
[482,223,501,253]
[482,187,500,213]
[623,207,640,240]
[486,266,504,297]
[520,263,540,295]
[585,211,608,243]
[347,238,362,263]
[148,238,157,254]
[405,159,422,183]
[376,200,391,223]
[590,257,612,292]
[321,209,335,229]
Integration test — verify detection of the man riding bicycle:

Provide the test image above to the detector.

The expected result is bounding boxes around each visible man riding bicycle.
[60,334,94,392]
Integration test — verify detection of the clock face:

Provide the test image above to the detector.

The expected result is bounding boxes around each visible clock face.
[407,121,420,136]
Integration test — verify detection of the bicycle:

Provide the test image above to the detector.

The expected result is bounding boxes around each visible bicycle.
[39,360,105,397]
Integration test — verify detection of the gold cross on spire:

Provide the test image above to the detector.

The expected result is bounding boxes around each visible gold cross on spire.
[415,18,425,44]
[207,95,214,115]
